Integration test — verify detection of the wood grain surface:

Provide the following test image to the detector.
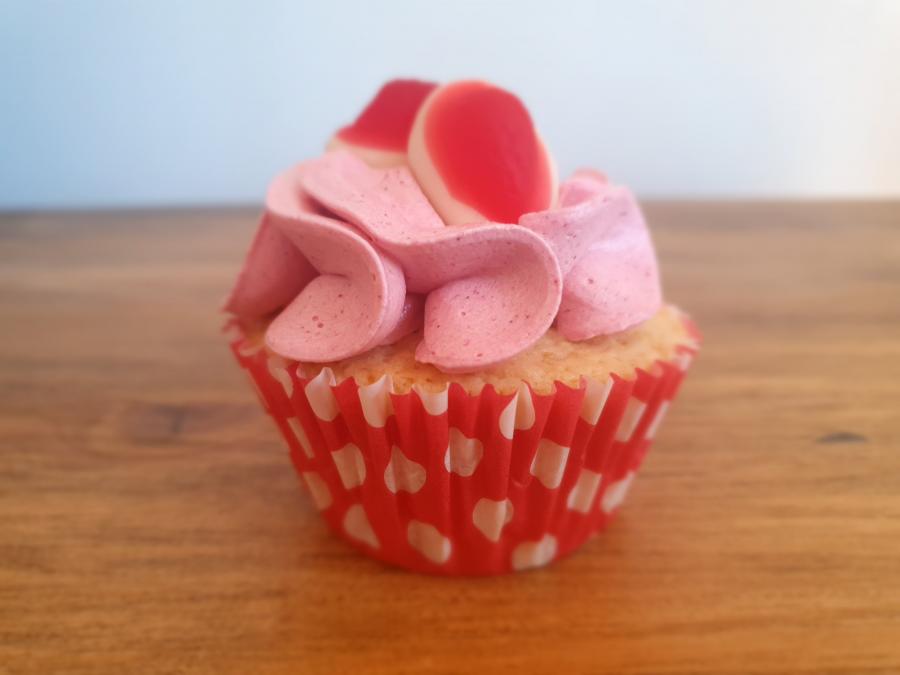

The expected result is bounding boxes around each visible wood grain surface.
[2,202,899,675]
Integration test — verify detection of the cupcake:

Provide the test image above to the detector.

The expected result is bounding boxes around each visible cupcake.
[224,78,699,575]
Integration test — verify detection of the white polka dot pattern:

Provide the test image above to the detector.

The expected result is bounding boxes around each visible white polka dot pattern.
[580,378,613,424]
[444,428,483,477]
[511,535,557,571]
[498,383,536,439]
[331,443,366,489]
[566,469,602,513]
[644,401,670,440]
[407,520,452,564]
[601,472,635,514]
[529,439,570,489]
[472,498,514,542]
[301,471,332,510]
[414,385,449,416]
[267,356,294,398]
[674,352,693,371]
[237,340,264,358]
[304,369,339,421]
[358,375,393,427]
[286,418,313,458]
[228,312,698,575]
[384,446,426,494]
[614,398,646,442]
[343,504,379,549]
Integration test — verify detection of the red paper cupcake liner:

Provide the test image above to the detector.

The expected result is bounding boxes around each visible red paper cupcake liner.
[225,315,700,575]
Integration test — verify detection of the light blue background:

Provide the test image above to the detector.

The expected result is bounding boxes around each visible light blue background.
[2,0,898,209]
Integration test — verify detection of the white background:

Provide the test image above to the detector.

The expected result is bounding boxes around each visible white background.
[2,0,899,209]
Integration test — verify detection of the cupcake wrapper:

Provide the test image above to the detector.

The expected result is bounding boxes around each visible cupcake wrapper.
[225,316,699,575]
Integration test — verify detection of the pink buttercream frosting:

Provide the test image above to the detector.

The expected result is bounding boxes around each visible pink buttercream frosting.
[225,80,661,373]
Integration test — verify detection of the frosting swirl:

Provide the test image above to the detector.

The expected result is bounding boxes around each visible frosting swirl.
[225,79,661,373]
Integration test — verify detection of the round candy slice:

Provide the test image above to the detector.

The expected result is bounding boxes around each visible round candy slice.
[327,79,436,168]
[407,80,557,226]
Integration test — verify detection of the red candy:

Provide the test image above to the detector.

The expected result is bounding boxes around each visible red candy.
[336,79,436,152]
[410,81,556,225]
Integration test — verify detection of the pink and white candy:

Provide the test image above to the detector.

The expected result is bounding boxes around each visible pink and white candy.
[327,79,436,168]
[408,80,558,226]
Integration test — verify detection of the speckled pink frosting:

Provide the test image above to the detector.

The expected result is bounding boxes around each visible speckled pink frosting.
[225,84,661,374]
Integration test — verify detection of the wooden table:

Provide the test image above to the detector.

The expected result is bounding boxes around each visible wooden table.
[2,202,899,674]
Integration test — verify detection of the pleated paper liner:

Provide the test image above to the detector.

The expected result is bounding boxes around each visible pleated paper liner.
[225,314,699,575]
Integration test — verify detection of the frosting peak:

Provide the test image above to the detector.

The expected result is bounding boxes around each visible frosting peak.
[226,151,563,372]
[225,79,662,373]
